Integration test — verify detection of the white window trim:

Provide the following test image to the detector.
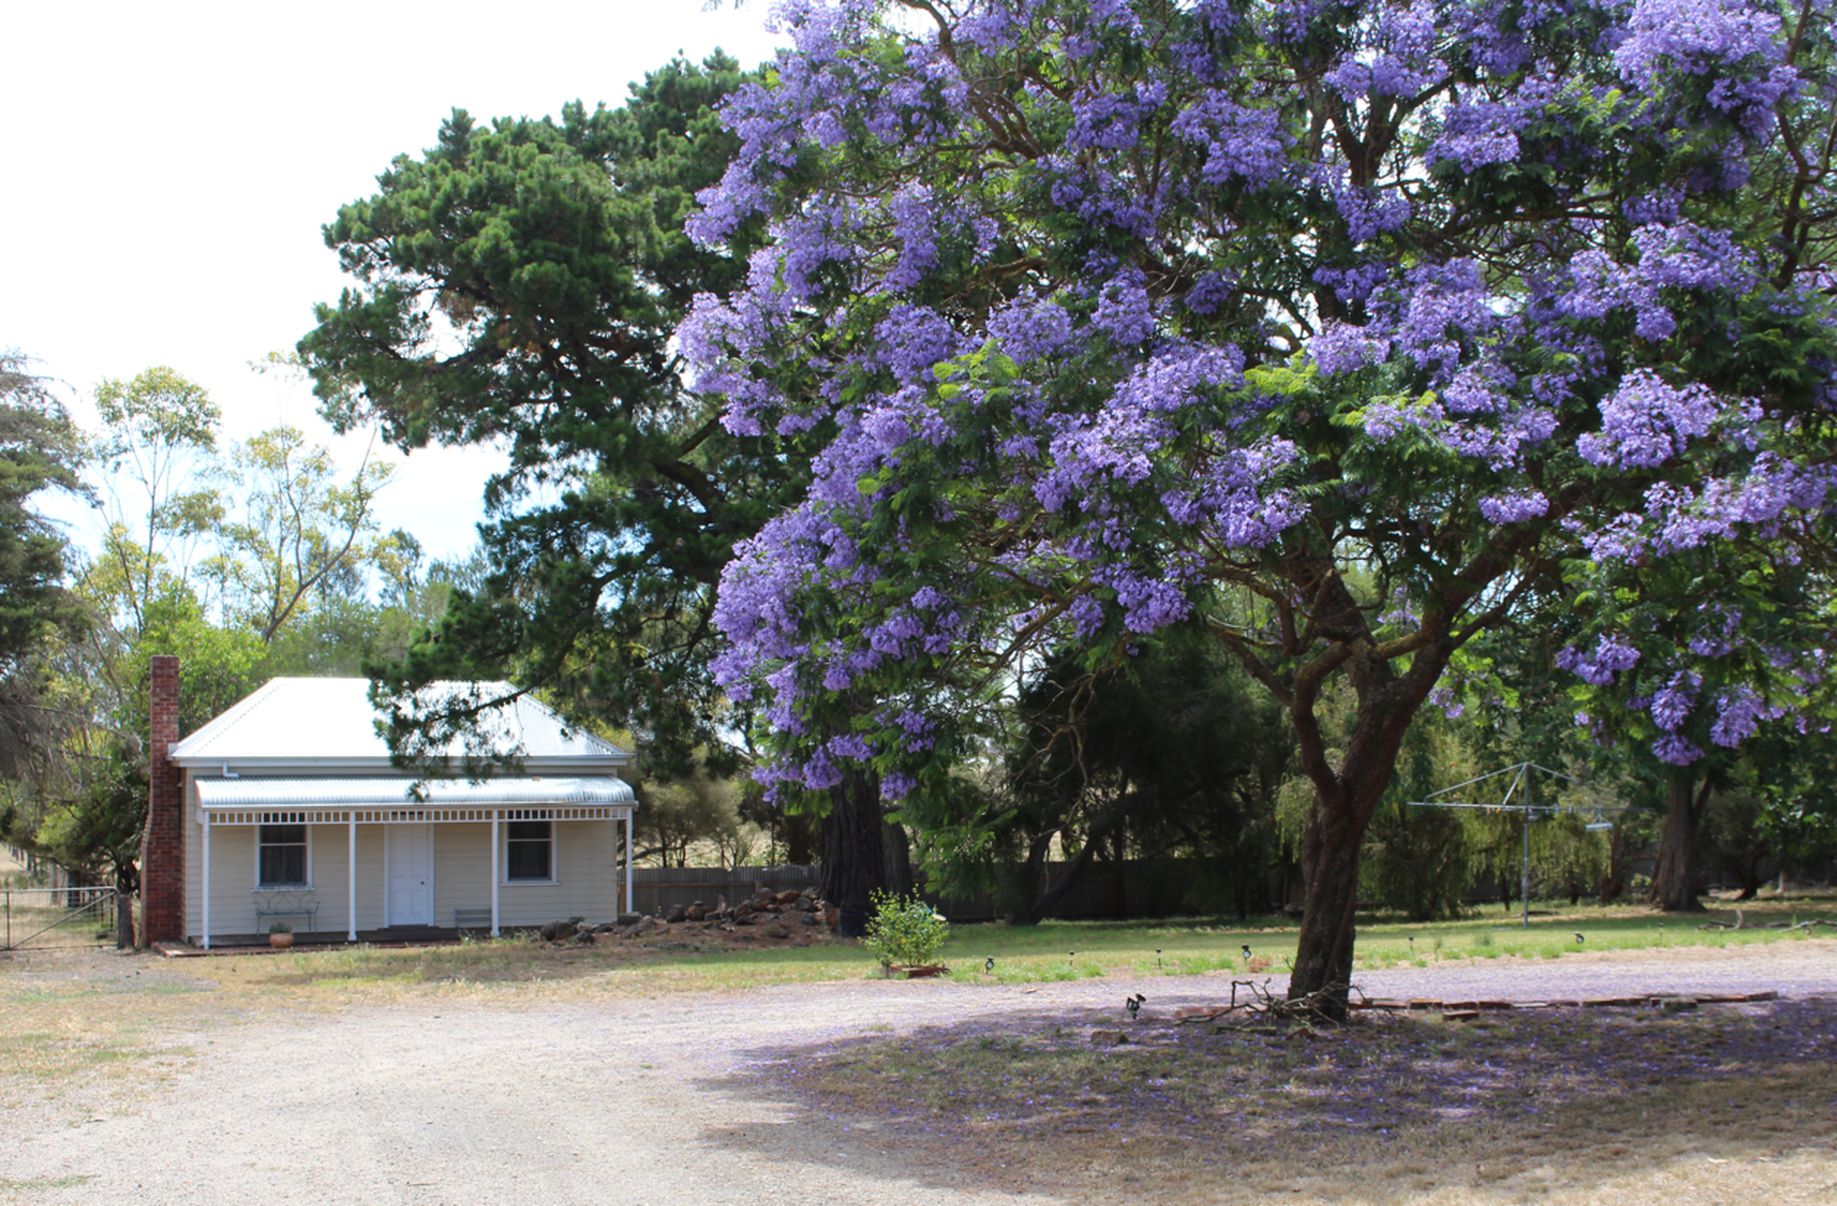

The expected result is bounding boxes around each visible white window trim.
[254,822,313,891]
[501,818,559,886]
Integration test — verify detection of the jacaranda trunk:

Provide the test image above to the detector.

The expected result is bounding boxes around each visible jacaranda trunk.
[1287,803,1370,1022]
[822,772,889,937]
[1650,775,1709,913]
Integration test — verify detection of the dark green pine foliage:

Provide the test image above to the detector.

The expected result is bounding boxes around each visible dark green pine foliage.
[0,353,90,789]
[991,632,1291,922]
[300,54,787,775]
[0,354,88,676]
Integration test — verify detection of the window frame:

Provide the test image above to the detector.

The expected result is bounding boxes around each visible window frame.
[255,823,312,890]
[502,819,557,885]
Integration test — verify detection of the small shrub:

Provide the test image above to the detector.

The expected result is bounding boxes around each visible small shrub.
[863,891,950,970]
[268,922,292,935]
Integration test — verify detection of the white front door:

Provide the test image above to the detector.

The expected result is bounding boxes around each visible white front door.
[387,825,434,926]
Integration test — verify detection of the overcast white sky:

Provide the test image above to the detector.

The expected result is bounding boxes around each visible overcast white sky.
[4,0,784,563]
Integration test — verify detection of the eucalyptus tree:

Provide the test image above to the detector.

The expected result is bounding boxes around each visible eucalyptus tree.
[212,424,397,642]
[88,366,222,634]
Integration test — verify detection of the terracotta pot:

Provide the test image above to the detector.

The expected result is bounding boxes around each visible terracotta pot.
[269,932,295,949]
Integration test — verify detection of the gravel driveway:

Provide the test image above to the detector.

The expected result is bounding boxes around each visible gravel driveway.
[4,942,1833,1205]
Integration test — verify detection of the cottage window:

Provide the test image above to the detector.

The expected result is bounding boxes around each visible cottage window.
[258,824,308,887]
[505,820,553,881]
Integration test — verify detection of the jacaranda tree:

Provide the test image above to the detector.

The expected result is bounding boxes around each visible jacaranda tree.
[1558,539,1835,910]
[685,0,1837,1014]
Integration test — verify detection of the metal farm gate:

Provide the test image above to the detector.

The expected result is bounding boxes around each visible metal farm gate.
[1,886,120,951]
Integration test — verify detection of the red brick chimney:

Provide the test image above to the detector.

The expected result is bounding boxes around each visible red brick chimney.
[139,656,184,946]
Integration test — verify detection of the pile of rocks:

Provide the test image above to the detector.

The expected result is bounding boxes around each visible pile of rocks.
[543,886,830,945]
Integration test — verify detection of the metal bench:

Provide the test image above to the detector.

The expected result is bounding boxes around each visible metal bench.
[254,892,319,934]
[453,908,493,930]
[255,888,319,936]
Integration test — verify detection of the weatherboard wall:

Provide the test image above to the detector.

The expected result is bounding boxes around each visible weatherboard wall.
[433,821,619,929]
[178,781,622,941]
[182,798,391,939]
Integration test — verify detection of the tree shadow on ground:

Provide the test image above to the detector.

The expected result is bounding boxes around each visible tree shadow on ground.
[697,996,1837,1203]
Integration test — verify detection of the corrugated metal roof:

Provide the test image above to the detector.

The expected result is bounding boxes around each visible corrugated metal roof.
[194,775,635,809]
[170,678,629,766]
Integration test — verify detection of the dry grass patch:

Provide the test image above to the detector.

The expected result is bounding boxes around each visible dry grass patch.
[0,932,871,1108]
[761,996,1837,1202]
[0,957,211,1112]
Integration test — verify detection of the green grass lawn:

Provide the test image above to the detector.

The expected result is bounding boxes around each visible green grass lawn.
[934,895,1836,983]
[235,893,1837,997]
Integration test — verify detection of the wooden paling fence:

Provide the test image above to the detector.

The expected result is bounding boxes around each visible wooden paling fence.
[627,855,1837,925]
[625,859,1267,922]
[629,864,820,915]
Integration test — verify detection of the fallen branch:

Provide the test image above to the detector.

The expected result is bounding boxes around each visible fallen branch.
[1175,979,1352,1028]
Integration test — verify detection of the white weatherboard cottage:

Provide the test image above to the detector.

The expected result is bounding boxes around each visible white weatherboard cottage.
[148,667,638,949]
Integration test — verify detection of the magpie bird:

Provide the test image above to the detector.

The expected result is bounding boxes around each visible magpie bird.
[1125,993,1146,1021]
[1574,932,1585,945]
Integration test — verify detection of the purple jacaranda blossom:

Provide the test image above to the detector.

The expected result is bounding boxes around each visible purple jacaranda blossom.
[677,0,1834,821]
[1556,635,1642,686]
[1652,732,1705,765]
[1428,685,1466,719]
[1710,686,1767,747]
[989,294,1077,362]
[1479,489,1550,524]
[1092,272,1155,344]
[1427,89,1528,172]
[1170,91,1288,186]
[1615,0,1796,136]
[1577,371,1720,469]
[1649,671,1702,731]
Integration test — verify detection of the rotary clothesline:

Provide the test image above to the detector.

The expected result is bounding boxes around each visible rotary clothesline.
[1407,761,1625,928]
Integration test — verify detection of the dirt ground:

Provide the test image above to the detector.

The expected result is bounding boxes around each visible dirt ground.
[2,942,1834,1204]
